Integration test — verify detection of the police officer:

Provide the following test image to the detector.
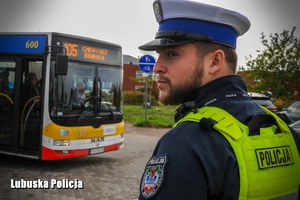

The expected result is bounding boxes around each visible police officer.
[138,0,300,199]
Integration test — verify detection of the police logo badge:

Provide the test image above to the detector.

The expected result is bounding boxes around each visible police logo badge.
[153,0,163,23]
[140,154,169,199]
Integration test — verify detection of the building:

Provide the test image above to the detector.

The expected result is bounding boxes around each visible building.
[123,55,156,91]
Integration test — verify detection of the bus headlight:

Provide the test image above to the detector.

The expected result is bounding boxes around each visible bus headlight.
[53,140,70,146]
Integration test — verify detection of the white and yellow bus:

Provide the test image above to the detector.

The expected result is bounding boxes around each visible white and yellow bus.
[0,32,124,160]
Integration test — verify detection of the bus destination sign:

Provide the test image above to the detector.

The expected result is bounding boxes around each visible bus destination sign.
[63,42,109,63]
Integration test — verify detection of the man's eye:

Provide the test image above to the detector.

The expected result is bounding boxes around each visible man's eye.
[168,52,176,57]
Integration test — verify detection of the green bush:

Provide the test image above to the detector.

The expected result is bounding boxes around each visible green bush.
[273,96,295,111]
[123,91,159,106]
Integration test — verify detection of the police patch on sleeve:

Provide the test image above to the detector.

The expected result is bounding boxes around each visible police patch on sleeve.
[140,154,169,199]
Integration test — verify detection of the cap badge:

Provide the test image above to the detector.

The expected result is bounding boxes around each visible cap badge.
[153,0,163,23]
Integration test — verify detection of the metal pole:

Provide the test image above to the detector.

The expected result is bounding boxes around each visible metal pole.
[145,76,148,121]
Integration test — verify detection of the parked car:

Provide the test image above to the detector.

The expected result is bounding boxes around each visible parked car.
[248,92,277,113]
[277,101,300,123]
[289,119,300,134]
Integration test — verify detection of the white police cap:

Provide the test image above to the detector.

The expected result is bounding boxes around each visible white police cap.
[139,0,251,50]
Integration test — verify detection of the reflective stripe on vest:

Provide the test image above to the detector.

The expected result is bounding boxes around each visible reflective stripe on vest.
[174,106,300,200]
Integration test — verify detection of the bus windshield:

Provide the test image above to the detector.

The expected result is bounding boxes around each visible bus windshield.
[49,61,123,127]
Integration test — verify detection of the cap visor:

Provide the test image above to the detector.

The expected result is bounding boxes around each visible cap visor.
[138,38,197,51]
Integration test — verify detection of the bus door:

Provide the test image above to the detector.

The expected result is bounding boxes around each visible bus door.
[18,59,44,152]
[0,57,44,155]
[0,58,15,149]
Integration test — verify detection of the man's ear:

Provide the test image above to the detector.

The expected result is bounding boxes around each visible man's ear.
[208,50,225,74]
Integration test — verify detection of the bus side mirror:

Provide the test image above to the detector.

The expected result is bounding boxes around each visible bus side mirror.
[56,54,69,76]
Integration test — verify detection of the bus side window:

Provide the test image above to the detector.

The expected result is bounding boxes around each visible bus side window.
[0,70,9,92]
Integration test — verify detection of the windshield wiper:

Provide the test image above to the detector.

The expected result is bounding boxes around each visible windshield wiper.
[107,104,116,119]
[78,110,89,121]
[106,102,115,119]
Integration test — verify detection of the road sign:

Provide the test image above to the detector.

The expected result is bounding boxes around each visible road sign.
[138,54,156,73]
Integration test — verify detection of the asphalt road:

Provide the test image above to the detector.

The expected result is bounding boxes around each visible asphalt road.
[0,122,170,200]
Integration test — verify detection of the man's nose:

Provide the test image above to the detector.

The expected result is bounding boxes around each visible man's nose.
[153,57,165,74]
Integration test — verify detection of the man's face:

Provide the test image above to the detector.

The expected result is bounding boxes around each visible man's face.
[79,88,85,94]
[30,76,38,86]
[154,43,204,105]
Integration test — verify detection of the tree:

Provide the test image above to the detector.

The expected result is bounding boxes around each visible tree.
[242,26,300,99]
[130,73,159,101]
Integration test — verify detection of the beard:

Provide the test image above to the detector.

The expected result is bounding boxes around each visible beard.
[158,64,204,105]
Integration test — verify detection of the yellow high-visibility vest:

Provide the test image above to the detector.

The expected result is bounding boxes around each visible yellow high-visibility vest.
[174,106,300,200]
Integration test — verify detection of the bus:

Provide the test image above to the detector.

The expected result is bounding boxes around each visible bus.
[0,32,124,160]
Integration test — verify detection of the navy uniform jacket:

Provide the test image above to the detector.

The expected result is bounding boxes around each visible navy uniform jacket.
[139,75,300,200]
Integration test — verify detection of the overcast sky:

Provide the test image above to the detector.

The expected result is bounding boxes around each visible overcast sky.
[0,0,299,67]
